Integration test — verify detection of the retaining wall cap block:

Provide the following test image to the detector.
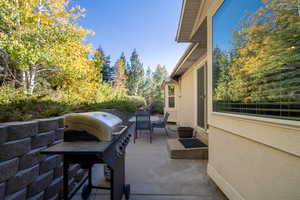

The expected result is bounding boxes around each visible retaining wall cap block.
[6,121,38,141]
[0,126,7,144]
[0,158,19,182]
[27,191,44,200]
[52,117,64,128]
[19,147,46,170]
[50,139,63,147]
[44,177,62,200]
[6,165,39,195]
[0,138,31,162]
[31,131,55,149]
[37,119,59,133]
[4,188,26,200]
[39,155,59,174]
[0,182,5,200]
[27,170,53,197]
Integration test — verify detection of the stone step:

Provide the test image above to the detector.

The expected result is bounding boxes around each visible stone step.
[167,139,208,159]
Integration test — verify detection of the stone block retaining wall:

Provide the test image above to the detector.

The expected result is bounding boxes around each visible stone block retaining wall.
[0,117,85,200]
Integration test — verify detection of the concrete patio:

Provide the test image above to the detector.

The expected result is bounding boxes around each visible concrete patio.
[74,126,227,200]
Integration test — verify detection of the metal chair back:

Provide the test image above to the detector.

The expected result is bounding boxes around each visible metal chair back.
[164,112,170,124]
[135,111,151,131]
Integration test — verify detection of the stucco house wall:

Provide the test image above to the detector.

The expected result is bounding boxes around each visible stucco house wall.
[165,0,300,199]
[177,68,195,127]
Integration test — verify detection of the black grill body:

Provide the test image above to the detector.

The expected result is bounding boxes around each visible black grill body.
[41,123,133,200]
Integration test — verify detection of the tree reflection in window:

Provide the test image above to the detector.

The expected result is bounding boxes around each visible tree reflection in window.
[213,0,300,121]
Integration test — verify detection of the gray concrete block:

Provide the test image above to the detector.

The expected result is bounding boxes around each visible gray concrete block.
[27,191,44,200]
[0,126,7,144]
[0,158,19,182]
[68,178,76,194]
[53,164,63,179]
[74,169,85,182]
[31,131,55,149]
[44,177,62,199]
[0,182,5,200]
[56,155,63,164]
[27,170,53,197]
[48,194,59,200]
[39,155,59,174]
[6,121,38,141]
[55,128,64,141]
[19,147,46,170]
[0,138,31,162]
[6,165,39,195]
[69,164,80,178]
[53,117,64,128]
[4,188,26,200]
[37,119,58,133]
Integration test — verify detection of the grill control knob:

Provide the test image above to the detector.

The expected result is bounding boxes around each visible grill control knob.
[116,144,124,157]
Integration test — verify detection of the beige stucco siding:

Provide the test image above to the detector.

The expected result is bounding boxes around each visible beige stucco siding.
[177,68,195,127]
[208,126,300,200]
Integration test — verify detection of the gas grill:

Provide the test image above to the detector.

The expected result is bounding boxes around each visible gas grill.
[41,112,132,200]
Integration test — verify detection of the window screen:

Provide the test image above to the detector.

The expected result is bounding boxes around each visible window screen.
[212,0,300,121]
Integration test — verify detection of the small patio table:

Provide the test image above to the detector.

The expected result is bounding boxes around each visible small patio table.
[129,114,162,143]
[128,115,161,123]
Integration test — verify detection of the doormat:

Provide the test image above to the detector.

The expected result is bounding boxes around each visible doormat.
[179,138,207,149]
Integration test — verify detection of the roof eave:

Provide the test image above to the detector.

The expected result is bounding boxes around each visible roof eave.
[175,0,203,42]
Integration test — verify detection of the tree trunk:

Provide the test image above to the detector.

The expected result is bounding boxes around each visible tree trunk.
[23,65,37,94]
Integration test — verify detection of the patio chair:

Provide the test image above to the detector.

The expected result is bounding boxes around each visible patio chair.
[152,112,169,136]
[134,110,153,143]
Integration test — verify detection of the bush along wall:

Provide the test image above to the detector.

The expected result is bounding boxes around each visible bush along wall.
[0,117,86,199]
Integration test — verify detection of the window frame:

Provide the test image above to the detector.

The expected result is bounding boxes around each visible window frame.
[167,85,176,108]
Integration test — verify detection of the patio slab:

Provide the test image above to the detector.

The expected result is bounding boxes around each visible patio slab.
[73,126,227,200]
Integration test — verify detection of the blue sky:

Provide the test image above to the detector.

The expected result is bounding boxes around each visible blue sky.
[213,0,263,51]
[72,0,188,74]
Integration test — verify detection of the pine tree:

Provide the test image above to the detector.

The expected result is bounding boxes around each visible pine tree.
[114,54,127,87]
[101,53,114,82]
[93,47,105,82]
[151,64,168,113]
[143,67,154,104]
[126,49,144,96]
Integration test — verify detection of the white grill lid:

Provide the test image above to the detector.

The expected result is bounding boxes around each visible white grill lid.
[64,112,122,141]
[87,112,122,127]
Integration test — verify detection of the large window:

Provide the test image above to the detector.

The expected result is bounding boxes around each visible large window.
[212,0,300,121]
[168,85,175,108]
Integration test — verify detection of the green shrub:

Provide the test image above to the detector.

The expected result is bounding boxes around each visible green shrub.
[126,96,146,107]
[150,98,164,114]
[0,85,145,122]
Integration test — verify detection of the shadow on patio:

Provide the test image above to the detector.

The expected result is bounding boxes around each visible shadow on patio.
[74,125,227,200]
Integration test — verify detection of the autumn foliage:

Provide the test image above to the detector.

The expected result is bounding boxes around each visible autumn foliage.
[214,0,300,103]
[0,0,145,122]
